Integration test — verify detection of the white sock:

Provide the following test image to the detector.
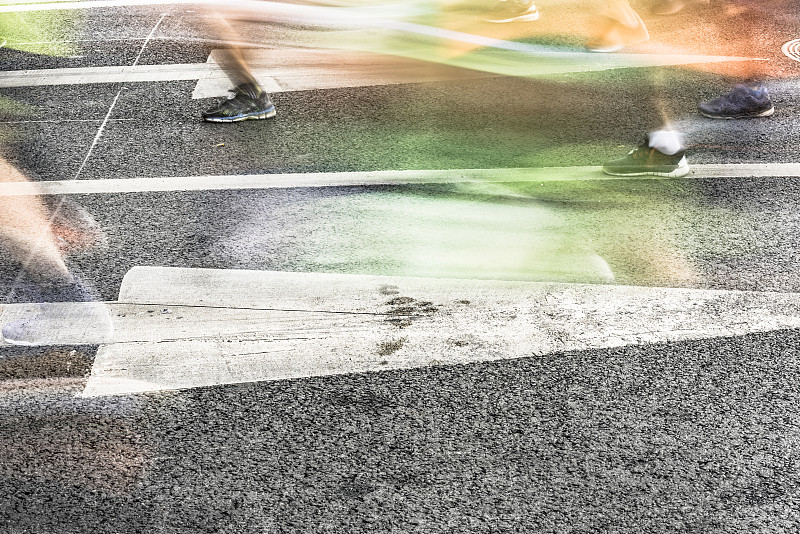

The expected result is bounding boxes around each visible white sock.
[648,129,683,155]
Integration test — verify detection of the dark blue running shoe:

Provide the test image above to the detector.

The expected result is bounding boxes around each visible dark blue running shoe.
[698,84,774,119]
[203,83,276,123]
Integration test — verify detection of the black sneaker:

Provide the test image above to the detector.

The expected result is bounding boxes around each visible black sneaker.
[698,84,774,119]
[483,0,539,22]
[602,140,689,177]
[202,83,276,123]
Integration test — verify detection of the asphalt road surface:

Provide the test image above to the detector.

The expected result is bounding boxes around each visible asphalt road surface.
[2,1,800,532]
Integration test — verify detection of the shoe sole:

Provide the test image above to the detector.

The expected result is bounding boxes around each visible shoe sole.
[603,157,690,178]
[699,106,774,119]
[602,165,690,178]
[203,106,277,123]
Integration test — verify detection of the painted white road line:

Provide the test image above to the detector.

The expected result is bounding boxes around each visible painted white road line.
[688,163,800,178]
[0,63,216,88]
[0,299,391,345]
[74,266,800,396]
[0,51,483,94]
[73,12,167,180]
[0,164,798,197]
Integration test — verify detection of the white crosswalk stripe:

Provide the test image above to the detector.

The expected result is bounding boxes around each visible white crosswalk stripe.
[66,267,800,396]
[0,164,798,196]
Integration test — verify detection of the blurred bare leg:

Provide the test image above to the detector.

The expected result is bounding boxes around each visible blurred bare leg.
[0,157,72,285]
[205,9,260,88]
[200,7,277,122]
[587,0,649,52]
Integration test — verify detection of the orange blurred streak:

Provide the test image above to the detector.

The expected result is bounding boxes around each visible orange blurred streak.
[0,158,71,283]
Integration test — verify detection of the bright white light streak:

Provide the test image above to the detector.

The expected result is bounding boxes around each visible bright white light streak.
[0,0,763,68]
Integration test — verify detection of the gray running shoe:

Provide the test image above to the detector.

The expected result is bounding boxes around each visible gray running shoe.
[698,84,774,119]
[483,0,539,22]
[203,83,276,123]
[602,140,689,177]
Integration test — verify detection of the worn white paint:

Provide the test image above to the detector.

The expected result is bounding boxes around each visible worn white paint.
[72,267,800,396]
[0,63,218,88]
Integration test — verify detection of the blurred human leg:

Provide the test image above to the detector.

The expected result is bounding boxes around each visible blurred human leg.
[201,7,277,122]
[0,157,72,285]
[0,157,112,345]
[586,0,649,52]
[602,66,688,177]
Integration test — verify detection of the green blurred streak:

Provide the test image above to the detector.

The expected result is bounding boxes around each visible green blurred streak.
[288,188,614,283]
[0,11,82,142]
[0,11,81,57]
[288,175,755,285]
